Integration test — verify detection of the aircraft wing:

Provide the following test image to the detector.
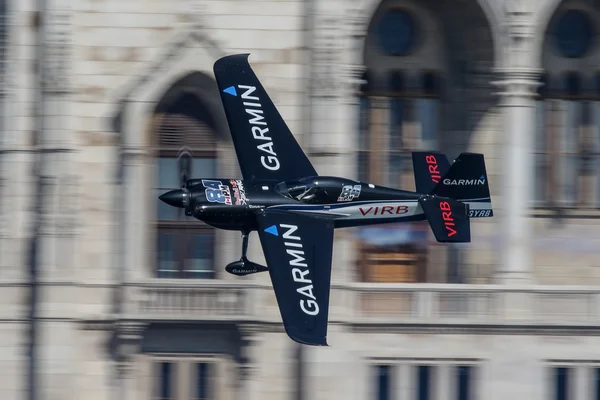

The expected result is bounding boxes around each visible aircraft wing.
[213,54,318,181]
[256,209,334,346]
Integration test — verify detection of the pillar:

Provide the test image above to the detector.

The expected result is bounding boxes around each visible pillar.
[574,365,591,400]
[435,364,453,400]
[494,68,540,284]
[493,4,541,284]
[114,321,146,400]
[123,100,150,283]
[0,0,10,276]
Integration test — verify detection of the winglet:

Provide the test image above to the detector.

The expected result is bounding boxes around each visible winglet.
[284,325,328,346]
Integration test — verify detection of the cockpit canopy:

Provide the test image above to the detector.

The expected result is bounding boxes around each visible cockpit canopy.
[275,177,324,202]
[275,176,359,203]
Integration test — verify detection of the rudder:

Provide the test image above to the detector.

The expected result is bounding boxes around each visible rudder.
[412,151,451,195]
[430,152,493,218]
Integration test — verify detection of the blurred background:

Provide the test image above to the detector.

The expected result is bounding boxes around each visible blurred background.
[0,0,599,399]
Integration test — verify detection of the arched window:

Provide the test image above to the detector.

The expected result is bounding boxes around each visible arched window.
[153,91,219,279]
[357,7,442,284]
[538,7,600,210]
[355,1,495,284]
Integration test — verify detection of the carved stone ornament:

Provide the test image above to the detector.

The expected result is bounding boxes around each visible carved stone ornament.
[312,16,343,98]
[237,323,262,380]
[0,178,5,239]
[503,0,535,45]
[57,175,78,236]
[491,68,543,100]
[43,11,71,95]
[115,321,146,363]
[345,0,370,38]
[189,0,208,29]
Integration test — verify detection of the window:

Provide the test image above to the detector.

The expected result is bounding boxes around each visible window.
[417,365,432,400]
[539,9,600,212]
[155,111,217,279]
[554,366,570,400]
[376,9,417,57]
[375,365,393,400]
[456,365,472,400]
[194,362,210,400]
[155,362,175,400]
[537,74,600,210]
[555,10,593,59]
[356,69,439,283]
[151,358,218,400]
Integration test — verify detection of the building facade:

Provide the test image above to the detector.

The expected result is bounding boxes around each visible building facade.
[1,0,600,399]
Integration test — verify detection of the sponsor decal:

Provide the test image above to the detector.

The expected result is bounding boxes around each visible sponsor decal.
[469,209,492,217]
[425,155,442,184]
[439,201,457,237]
[338,184,361,202]
[234,268,256,274]
[359,205,409,216]
[238,85,280,171]
[202,179,232,205]
[279,224,319,316]
[227,266,258,276]
[230,179,249,205]
[443,177,485,186]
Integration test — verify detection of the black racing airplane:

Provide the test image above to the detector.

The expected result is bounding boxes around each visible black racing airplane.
[159,54,493,346]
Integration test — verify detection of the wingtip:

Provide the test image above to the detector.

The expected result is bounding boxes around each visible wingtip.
[213,53,252,72]
[287,331,328,347]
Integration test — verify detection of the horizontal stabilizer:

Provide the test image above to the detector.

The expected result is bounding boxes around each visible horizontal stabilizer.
[256,209,333,346]
[419,196,471,243]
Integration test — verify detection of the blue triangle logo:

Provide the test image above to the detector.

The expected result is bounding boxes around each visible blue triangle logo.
[223,86,237,96]
[265,225,279,236]
[480,175,485,180]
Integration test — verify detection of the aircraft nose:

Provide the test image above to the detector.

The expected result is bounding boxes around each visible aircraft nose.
[159,189,189,208]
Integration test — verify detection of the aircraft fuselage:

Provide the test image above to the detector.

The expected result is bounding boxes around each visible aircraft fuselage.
[172,176,427,232]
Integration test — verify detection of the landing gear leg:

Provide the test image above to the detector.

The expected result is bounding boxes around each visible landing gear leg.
[241,231,249,262]
[225,231,269,276]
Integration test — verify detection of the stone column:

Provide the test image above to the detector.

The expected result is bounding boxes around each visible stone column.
[41,9,77,282]
[396,363,415,400]
[124,101,150,283]
[434,364,453,400]
[0,0,9,277]
[494,68,540,284]
[114,321,146,400]
[493,4,541,284]
[574,365,591,400]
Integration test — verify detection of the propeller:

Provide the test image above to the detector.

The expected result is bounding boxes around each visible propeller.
[176,146,193,216]
[177,146,193,189]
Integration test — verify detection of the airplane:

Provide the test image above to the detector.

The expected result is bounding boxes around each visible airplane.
[158,53,493,347]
